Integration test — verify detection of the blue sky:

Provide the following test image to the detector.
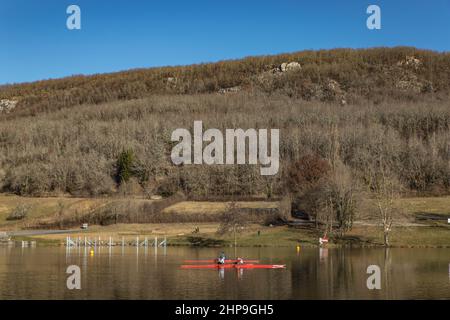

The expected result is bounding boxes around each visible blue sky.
[1,0,449,84]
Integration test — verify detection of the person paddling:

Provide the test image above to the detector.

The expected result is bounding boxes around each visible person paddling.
[217,252,226,265]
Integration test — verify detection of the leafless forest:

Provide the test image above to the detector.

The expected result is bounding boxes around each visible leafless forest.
[1,47,450,202]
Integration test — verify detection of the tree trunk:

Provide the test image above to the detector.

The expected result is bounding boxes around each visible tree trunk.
[233,224,237,258]
[384,231,389,247]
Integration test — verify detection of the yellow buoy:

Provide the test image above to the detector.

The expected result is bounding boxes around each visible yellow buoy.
[296,245,301,253]
[90,249,94,256]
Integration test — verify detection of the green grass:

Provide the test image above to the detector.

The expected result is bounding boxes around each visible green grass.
[2,194,450,248]
[394,197,450,226]
[169,225,450,248]
[344,225,450,247]
[170,226,322,247]
[12,224,450,248]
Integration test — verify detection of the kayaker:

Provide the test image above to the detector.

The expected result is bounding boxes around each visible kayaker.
[217,252,226,264]
[235,257,244,265]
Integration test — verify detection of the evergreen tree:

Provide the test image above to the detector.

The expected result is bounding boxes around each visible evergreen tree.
[116,149,134,184]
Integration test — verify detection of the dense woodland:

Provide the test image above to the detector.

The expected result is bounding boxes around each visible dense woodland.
[1,47,450,203]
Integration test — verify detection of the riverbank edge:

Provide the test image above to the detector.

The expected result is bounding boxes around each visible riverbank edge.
[5,224,450,249]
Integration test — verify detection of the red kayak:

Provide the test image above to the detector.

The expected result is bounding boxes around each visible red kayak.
[181,264,286,269]
[184,259,259,264]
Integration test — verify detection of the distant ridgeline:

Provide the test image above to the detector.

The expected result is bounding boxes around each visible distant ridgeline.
[1,47,450,117]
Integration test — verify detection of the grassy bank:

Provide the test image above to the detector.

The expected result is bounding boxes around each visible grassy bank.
[1,194,449,248]
[0,194,280,229]
[10,223,450,248]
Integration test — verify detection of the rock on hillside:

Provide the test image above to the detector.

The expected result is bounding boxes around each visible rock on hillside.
[0,99,18,113]
[280,61,301,72]
[218,86,242,94]
[394,56,433,93]
[397,56,422,70]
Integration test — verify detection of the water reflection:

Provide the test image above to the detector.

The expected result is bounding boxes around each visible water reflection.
[319,247,328,261]
[0,246,449,299]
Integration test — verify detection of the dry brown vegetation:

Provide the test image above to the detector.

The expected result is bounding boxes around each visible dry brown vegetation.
[1,47,449,116]
[0,47,450,219]
[1,92,450,200]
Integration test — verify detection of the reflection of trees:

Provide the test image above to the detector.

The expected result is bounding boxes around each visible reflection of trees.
[289,247,448,299]
[383,248,392,299]
[0,247,447,299]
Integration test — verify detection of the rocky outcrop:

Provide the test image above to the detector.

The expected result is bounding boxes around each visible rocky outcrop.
[165,77,178,89]
[218,86,241,94]
[397,56,422,70]
[324,79,347,105]
[395,73,432,93]
[307,79,347,105]
[253,61,302,90]
[280,62,301,72]
[393,57,433,93]
[266,61,302,75]
[227,55,434,102]
[0,99,18,113]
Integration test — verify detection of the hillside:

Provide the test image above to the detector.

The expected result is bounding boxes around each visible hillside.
[0,47,450,201]
[1,47,450,117]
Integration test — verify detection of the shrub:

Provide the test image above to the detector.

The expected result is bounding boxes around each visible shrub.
[115,149,134,184]
[286,154,331,194]
[216,202,249,235]
[6,204,31,221]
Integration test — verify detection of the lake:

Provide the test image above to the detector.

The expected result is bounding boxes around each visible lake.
[0,245,449,299]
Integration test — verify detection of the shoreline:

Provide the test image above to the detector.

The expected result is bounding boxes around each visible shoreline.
[1,194,449,249]
[4,224,450,249]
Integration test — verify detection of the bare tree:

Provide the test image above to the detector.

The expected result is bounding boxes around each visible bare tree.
[326,162,357,237]
[57,200,65,229]
[287,154,331,227]
[217,202,248,249]
[369,160,402,246]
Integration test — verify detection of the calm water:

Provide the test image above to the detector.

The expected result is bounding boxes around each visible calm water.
[0,245,449,299]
